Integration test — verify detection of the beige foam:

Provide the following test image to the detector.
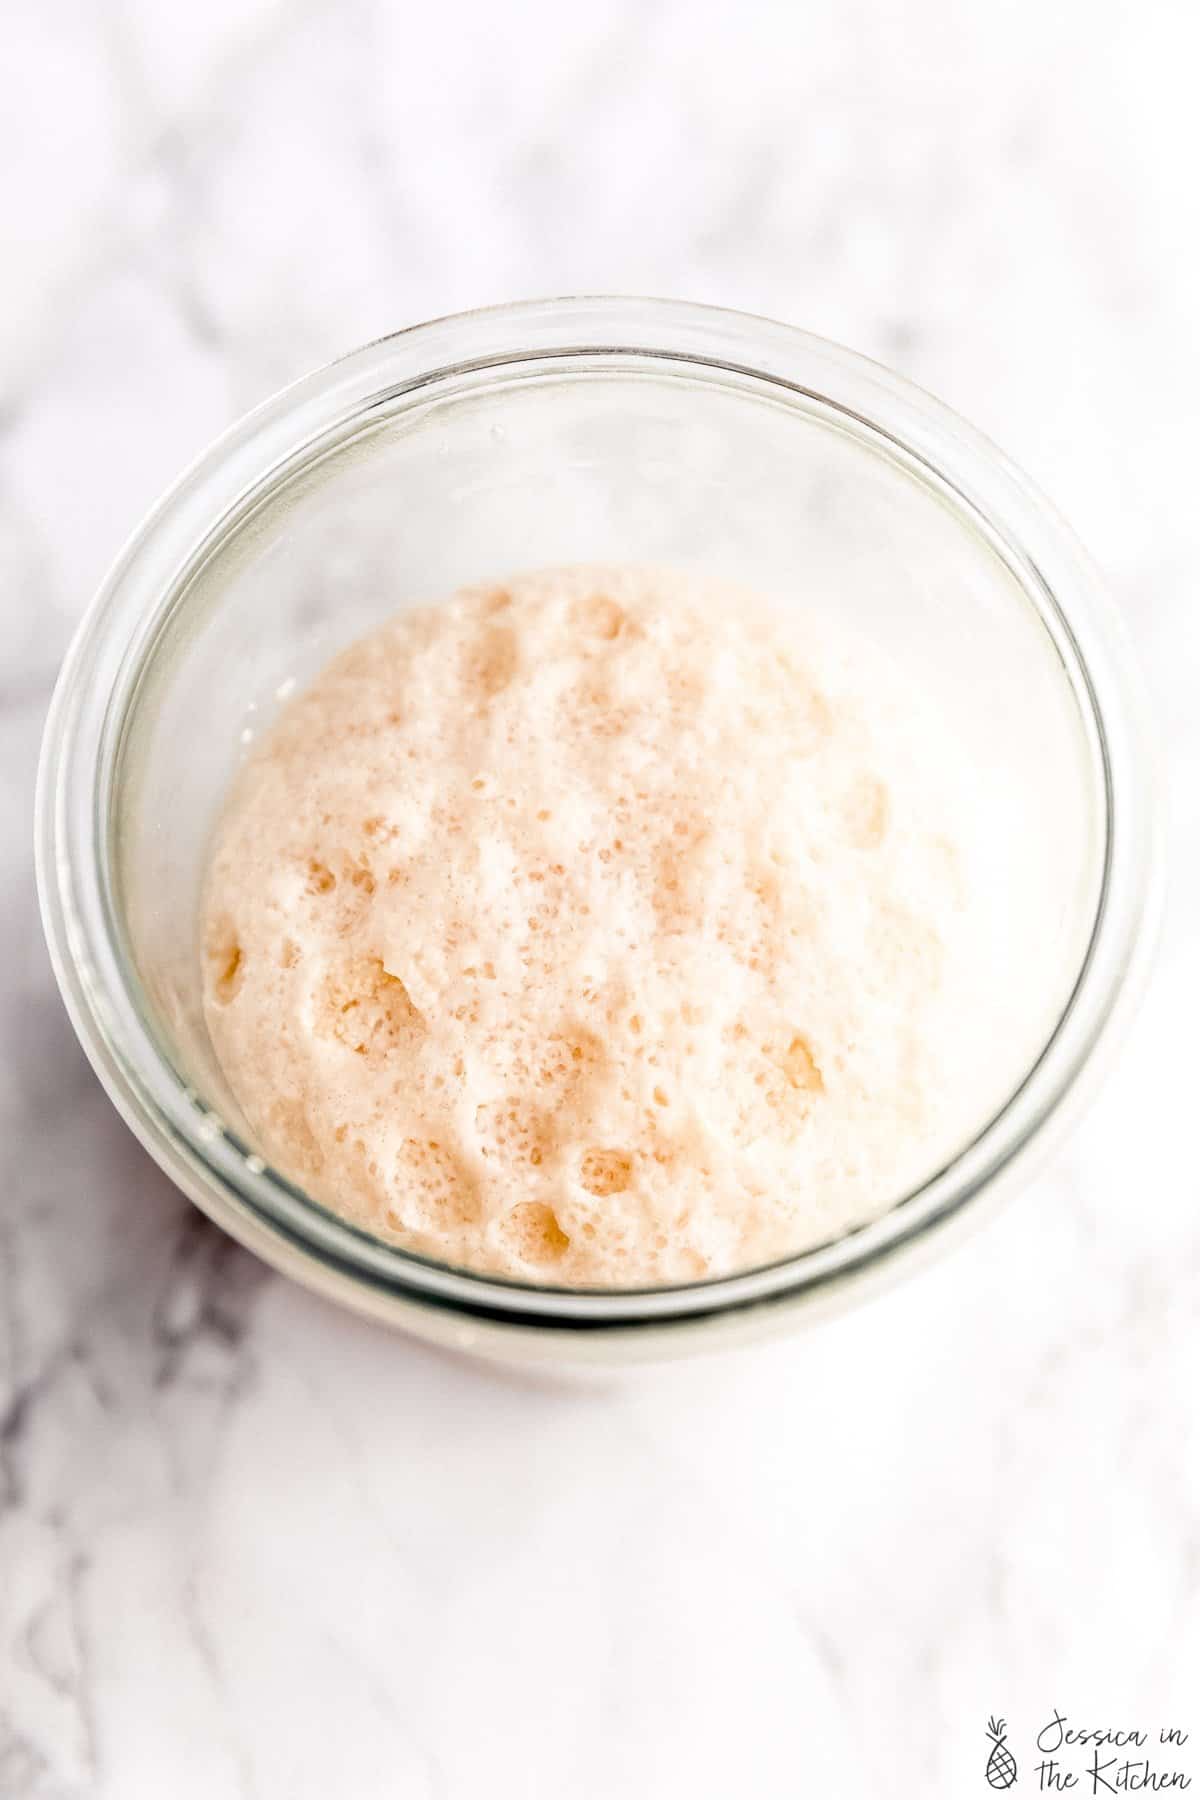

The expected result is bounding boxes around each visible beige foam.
[201,564,998,1286]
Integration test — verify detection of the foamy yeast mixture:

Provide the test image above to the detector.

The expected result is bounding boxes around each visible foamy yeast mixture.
[203,564,1000,1285]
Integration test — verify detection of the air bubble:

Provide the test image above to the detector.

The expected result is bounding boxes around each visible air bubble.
[500,1202,569,1264]
[387,1137,479,1232]
[576,595,624,640]
[783,1035,824,1093]
[466,624,517,697]
[206,919,245,1005]
[580,1150,632,1196]
[317,956,425,1063]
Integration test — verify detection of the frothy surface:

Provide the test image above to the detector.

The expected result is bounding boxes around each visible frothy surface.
[202,565,998,1285]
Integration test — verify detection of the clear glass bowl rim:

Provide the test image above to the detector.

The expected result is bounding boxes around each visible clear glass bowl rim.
[35,296,1165,1343]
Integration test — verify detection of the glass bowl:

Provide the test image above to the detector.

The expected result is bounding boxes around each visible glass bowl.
[35,298,1163,1363]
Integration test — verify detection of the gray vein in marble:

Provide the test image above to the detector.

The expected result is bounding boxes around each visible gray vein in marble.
[179,1571,260,1800]
[150,1212,268,1393]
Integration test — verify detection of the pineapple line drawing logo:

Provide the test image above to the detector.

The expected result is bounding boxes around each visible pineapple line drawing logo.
[986,1715,1018,1789]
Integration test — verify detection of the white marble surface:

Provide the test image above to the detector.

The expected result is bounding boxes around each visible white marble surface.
[2,2,1198,1794]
